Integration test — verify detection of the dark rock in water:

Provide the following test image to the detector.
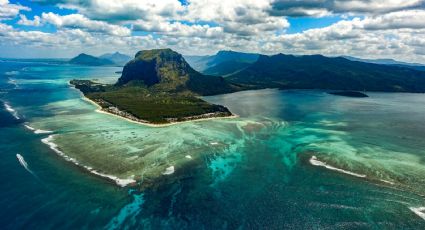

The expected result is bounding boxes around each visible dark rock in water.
[328,91,369,97]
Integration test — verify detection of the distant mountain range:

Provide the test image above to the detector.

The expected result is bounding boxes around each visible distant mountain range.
[343,56,425,71]
[72,48,425,124]
[185,51,259,76]
[69,52,131,66]
[70,49,425,93]
[99,52,132,65]
[227,54,425,92]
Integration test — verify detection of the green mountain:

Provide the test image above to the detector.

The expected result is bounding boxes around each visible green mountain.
[69,53,114,66]
[71,49,235,124]
[228,54,425,92]
[99,52,131,66]
[203,60,252,76]
[185,50,259,75]
[117,48,235,95]
[343,56,425,71]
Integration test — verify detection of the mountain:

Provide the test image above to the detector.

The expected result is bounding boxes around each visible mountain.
[99,52,131,65]
[117,48,235,95]
[343,56,425,71]
[69,53,114,66]
[71,48,235,124]
[203,60,252,76]
[228,54,425,92]
[185,50,259,75]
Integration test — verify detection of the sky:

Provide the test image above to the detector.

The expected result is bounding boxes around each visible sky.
[0,0,424,63]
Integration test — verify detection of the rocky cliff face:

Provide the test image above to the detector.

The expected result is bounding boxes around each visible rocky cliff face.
[117,49,235,95]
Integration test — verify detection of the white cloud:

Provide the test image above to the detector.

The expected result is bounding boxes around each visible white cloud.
[270,0,424,16]
[18,14,42,26]
[3,0,425,64]
[362,10,425,30]
[0,0,30,20]
[40,12,131,36]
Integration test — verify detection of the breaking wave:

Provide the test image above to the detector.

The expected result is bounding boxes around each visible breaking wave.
[309,156,366,178]
[41,135,136,187]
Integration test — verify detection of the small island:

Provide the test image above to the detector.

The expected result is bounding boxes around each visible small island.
[71,49,236,125]
[328,91,369,98]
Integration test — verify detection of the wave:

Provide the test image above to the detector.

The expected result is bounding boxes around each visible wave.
[162,166,175,175]
[41,135,136,187]
[7,77,19,88]
[309,156,366,178]
[3,102,20,120]
[24,124,53,134]
[4,71,19,76]
[409,207,425,220]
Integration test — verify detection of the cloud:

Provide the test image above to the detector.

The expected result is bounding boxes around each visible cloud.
[0,0,30,20]
[362,10,425,30]
[18,14,42,26]
[3,0,425,64]
[269,0,424,17]
[133,20,224,38]
[35,0,184,21]
[23,12,132,36]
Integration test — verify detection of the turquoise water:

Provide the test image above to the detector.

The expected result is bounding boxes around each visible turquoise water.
[1,59,425,229]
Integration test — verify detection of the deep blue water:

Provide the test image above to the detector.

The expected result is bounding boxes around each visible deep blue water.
[1,60,425,229]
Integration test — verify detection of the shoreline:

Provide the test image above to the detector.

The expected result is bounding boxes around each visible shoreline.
[81,96,238,128]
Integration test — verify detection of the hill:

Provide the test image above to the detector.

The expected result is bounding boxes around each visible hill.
[343,56,425,71]
[117,48,235,95]
[71,49,235,124]
[228,54,425,92]
[99,52,131,65]
[69,53,114,66]
[203,60,252,76]
[185,50,259,75]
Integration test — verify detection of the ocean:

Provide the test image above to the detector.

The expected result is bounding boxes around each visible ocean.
[1,59,425,229]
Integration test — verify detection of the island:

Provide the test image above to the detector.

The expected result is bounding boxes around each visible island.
[69,53,114,66]
[328,91,369,97]
[71,49,236,125]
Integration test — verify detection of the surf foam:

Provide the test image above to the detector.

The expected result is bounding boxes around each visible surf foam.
[163,166,175,175]
[24,124,53,134]
[5,71,19,76]
[409,207,425,220]
[41,135,136,187]
[309,156,366,178]
[4,102,19,119]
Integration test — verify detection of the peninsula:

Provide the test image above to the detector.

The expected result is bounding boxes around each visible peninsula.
[71,49,236,124]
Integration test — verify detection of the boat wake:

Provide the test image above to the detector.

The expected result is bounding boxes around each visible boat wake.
[41,135,136,187]
[309,156,366,178]
[16,154,37,178]
[3,101,20,120]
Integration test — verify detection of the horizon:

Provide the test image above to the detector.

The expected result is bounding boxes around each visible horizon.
[0,0,424,64]
[1,49,424,66]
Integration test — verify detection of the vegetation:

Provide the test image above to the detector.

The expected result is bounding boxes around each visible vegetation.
[228,54,425,92]
[185,50,259,73]
[70,48,235,124]
[117,48,236,95]
[203,60,252,76]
